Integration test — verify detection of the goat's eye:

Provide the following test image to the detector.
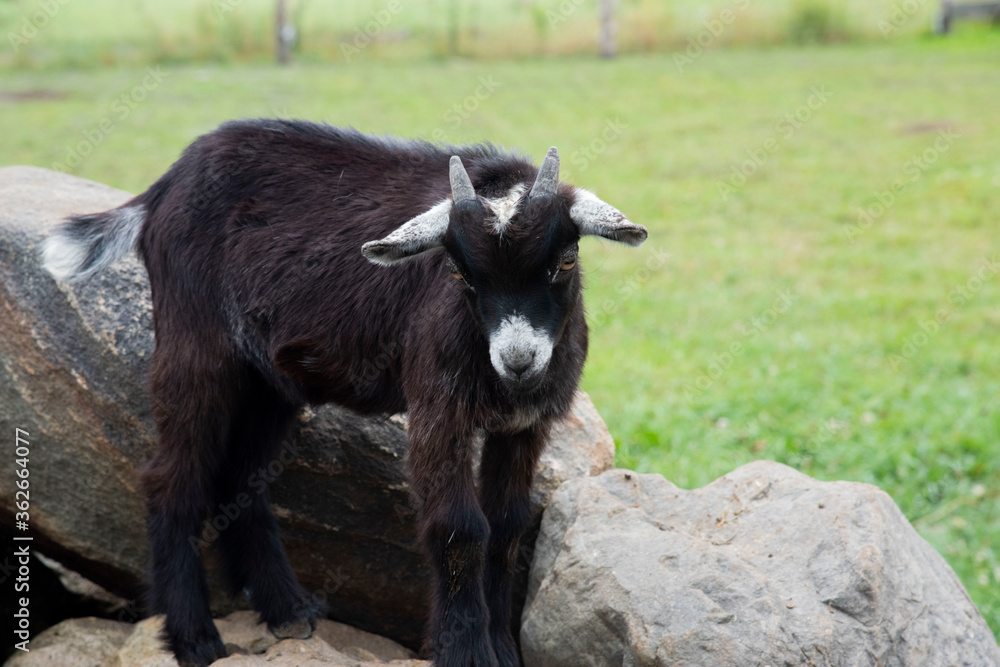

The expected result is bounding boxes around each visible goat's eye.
[559,257,577,271]
[451,271,464,281]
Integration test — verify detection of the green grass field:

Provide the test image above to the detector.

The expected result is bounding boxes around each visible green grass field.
[2,0,940,67]
[1,15,998,639]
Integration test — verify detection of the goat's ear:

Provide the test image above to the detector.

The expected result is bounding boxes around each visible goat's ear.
[362,200,452,265]
[569,188,647,247]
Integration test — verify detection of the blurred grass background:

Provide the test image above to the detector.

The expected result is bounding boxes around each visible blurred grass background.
[1,0,998,641]
[2,0,941,68]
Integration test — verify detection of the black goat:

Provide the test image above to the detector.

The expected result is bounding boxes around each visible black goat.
[42,119,647,667]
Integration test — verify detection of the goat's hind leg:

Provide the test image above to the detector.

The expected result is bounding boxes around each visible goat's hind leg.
[143,352,234,667]
[210,372,325,640]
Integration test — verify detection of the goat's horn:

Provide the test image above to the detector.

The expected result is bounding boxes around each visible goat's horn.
[530,146,560,198]
[450,156,476,203]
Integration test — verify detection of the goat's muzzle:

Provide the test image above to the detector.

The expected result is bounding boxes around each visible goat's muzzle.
[489,313,553,392]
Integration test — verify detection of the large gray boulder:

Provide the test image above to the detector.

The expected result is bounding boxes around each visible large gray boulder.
[522,461,1000,667]
[0,166,615,649]
[5,611,426,667]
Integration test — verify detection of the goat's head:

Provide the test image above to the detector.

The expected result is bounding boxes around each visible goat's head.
[362,147,647,393]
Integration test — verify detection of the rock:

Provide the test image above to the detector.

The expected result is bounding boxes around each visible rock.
[34,551,132,615]
[0,166,616,649]
[6,612,425,667]
[214,639,426,667]
[521,461,1000,667]
[110,617,179,667]
[4,617,133,667]
[0,525,135,664]
[213,639,356,666]
[312,618,418,661]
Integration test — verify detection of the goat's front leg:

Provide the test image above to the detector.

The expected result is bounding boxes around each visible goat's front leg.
[409,425,496,667]
[479,427,546,667]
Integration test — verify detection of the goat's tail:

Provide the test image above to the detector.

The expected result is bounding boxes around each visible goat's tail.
[41,203,147,283]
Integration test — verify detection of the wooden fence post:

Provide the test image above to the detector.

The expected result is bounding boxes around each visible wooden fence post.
[276,0,293,65]
[599,0,617,58]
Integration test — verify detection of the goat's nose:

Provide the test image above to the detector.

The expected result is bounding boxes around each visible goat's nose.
[503,351,535,377]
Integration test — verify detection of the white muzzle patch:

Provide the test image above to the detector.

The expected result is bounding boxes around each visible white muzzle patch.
[489,313,553,382]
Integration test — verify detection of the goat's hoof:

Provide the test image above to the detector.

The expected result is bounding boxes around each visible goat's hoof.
[269,617,315,640]
[225,642,251,656]
[267,594,324,640]
[491,633,521,667]
[174,636,228,667]
[431,634,499,667]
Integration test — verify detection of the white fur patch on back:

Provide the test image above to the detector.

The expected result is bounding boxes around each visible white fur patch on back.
[488,312,553,381]
[482,184,526,235]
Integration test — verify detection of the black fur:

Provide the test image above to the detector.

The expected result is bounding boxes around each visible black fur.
[51,119,629,666]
